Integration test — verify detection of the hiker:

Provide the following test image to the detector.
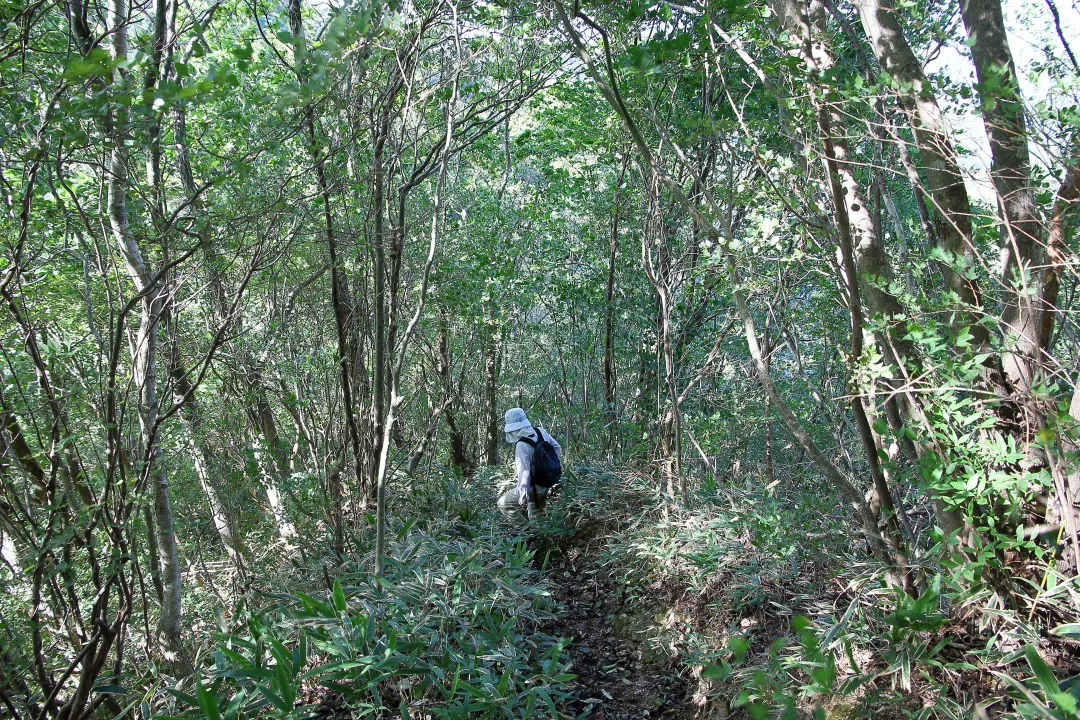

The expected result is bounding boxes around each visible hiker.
[497,408,562,522]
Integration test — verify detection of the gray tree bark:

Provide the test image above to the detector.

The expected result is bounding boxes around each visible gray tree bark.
[170,63,249,584]
[106,0,188,670]
[959,0,1046,390]
[853,0,986,336]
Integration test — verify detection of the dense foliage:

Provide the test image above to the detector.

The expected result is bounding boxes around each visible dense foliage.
[1,0,1079,717]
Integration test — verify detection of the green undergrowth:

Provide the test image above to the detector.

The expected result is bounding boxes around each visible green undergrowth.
[154,463,1080,719]
[159,467,575,719]
[560,466,1080,720]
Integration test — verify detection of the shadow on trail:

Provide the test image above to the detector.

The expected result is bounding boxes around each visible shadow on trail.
[531,519,693,720]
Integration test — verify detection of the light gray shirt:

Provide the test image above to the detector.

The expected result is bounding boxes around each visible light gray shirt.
[514,427,562,504]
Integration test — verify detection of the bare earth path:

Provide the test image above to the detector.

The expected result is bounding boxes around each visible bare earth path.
[537,521,693,720]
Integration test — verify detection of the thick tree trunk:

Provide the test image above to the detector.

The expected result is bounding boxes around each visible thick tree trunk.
[853,0,986,336]
[1041,143,1080,350]
[1043,159,1080,572]
[959,0,1045,391]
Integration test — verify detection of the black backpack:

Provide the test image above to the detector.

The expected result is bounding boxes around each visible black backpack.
[518,429,562,488]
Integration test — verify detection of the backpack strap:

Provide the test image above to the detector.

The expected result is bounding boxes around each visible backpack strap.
[517,429,539,447]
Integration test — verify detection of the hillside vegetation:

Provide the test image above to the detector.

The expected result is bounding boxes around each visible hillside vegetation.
[1,0,1080,717]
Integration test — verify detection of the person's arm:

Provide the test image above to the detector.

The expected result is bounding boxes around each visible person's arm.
[515,441,533,505]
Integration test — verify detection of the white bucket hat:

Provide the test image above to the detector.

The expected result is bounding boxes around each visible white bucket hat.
[503,407,534,443]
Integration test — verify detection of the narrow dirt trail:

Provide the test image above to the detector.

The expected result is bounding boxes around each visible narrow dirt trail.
[537,524,693,719]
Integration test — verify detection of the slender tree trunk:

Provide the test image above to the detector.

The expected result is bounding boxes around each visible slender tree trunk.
[167,45,249,584]
[437,313,475,475]
[106,0,187,669]
[167,342,248,582]
[642,174,684,501]
[288,0,350,552]
[372,115,389,493]
[818,96,912,582]
[244,365,298,548]
[408,389,444,476]
[658,287,684,502]
[482,301,500,466]
[604,159,627,460]
[761,329,775,488]
[375,38,457,574]
[731,266,899,579]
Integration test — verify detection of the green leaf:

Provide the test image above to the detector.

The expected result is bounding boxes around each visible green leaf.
[217,646,255,667]
[729,635,749,664]
[164,688,201,707]
[197,678,222,720]
[1051,624,1080,640]
[64,48,114,79]
[333,579,347,613]
[217,667,274,680]
[1025,646,1062,700]
[296,591,335,616]
[301,659,372,680]
[701,661,732,682]
[260,686,290,713]
[232,42,254,62]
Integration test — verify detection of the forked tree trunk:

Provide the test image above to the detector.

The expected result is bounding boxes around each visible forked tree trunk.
[642,174,684,501]
[853,0,986,340]
[437,313,475,475]
[768,0,964,543]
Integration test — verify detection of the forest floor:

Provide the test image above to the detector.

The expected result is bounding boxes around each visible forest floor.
[535,516,695,720]
[303,468,1080,720]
